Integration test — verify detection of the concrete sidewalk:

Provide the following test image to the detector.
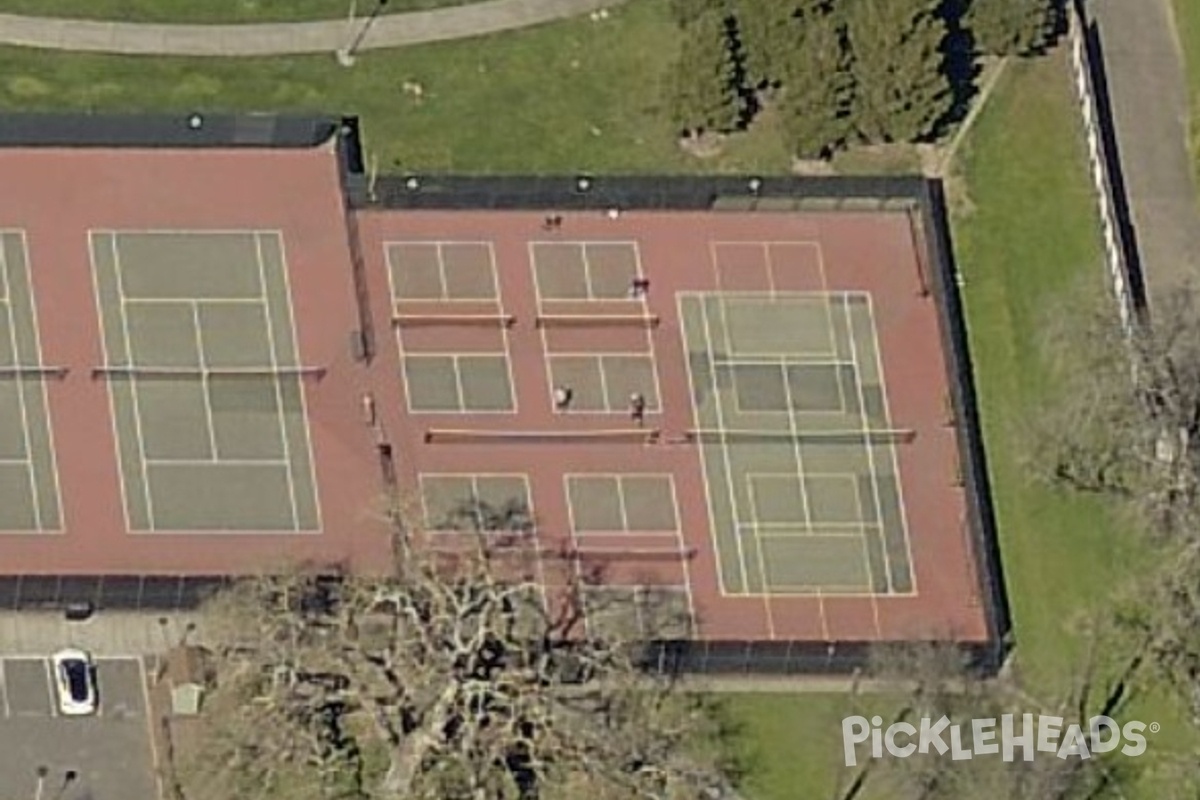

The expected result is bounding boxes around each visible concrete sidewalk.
[0,0,615,56]
[1090,0,1200,303]
[0,612,203,656]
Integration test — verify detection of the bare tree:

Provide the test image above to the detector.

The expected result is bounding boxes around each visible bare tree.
[180,500,723,800]
[847,640,1133,800]
[1031,284,1200,539]
[1029,282,1200,729]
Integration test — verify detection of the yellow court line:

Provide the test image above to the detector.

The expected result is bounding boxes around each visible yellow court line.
[841,296,896,593]
[863,293,918,596]
[675,294,732,598]
[703,297,763,629]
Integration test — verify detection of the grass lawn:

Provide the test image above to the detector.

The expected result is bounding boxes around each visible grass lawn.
[0,0,472,23]
[1173,0,1200,173]
[951,46,1190,795]
[952,48,1132,692]
[0,0,789,174]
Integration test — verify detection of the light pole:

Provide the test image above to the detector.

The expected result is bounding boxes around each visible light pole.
[51,770,76,800]
[32,765,47,800]
[337,0,390,67]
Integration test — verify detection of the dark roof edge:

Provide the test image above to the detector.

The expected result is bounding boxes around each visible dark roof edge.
[0,112,347,149]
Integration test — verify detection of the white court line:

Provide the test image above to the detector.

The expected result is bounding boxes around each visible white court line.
[0,243,40,530]
[719,294,839,360]
[88,233,135,533]
[256,234,299,531]
[123,296,267,305]
[145,458,290,467]
[93,227,280,235]
[417,472,532,530]
[14,231,65,532]
[383,240,500,302]
[699,297,753,599]
[619,473,682,534]
[416,471,548,612]
[111,235,159,529]
[190,302,220,462]
[532,245,559,414]
[864,294,918,597]
[580,243,596,300]
[582,241,644,300]
[270,233,323,533]
[755,530,866,539]
[455,354,517,414]
[736,519,881,532]
[626,243,664,421]
[400,348,508,356]
[594,353,612,411]
[528,241,585,305]
[762,241,826,292]
[562,474,683,536]
[0,232,8,302]
[434,242,450,300]
[711,355,855,367]
[491,247,520,418]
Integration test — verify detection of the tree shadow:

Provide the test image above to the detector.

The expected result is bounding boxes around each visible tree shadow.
[933,0,982,137]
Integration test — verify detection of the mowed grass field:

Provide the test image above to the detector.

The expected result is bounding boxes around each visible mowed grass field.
[1173,0,1200,177]
[0,0,472,23]
[0,1,789,174]
[0,2,1185,794]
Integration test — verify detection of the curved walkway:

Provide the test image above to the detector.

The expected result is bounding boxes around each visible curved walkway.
[0,0,615,56]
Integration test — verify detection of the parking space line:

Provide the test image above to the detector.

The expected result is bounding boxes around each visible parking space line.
[138,657,165,800]
[0,659,9,718]
[43,657,57,717]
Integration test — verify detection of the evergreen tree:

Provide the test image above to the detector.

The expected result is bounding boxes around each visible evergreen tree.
[967,0,1055,56]
[666,0,730,28]
[845,0,952,143]
[733,0,800,89]
[665,11,744,137]
[778,9,855,159]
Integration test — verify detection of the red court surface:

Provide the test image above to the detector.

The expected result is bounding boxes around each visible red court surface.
[0,146,393,574]
[354,208,990,645]
[0,131,993,648]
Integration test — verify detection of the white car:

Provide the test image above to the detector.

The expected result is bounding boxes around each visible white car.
[51,648,97,716]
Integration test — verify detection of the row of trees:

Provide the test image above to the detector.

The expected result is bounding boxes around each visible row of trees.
[666,0,1060,159]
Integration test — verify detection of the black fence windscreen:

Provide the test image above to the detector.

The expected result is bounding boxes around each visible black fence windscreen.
[0,576,230,611]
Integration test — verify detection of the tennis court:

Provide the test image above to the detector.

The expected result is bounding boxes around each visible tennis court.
[0,231,62,531]
[678,290,914,597]
[89,230,321,532]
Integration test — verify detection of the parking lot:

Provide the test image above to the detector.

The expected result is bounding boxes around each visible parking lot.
[0,656,158,800]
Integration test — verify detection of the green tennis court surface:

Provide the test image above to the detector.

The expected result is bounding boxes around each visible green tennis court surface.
[0,231,62,531]
[90,231,319,532]
[679,291,913,596]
